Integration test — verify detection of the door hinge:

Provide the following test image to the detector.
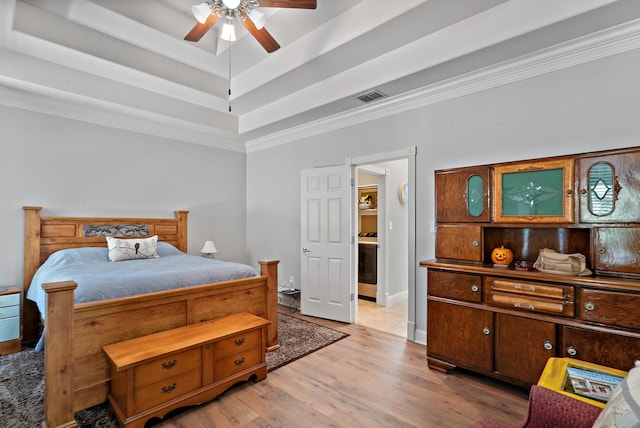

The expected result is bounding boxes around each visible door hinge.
[351,293,355,301]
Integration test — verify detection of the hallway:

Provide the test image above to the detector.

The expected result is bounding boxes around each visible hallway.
[357,297,408,338]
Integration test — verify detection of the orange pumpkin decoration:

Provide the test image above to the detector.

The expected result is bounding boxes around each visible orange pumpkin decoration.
[491,246,513,266]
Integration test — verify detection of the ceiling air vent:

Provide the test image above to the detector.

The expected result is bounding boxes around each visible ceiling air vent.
[356,90,387,103]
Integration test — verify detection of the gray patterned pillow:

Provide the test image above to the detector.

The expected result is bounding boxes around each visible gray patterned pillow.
[106,235,159,262]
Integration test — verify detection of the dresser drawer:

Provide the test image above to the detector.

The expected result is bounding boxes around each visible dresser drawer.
[215,330,261,360]
[134,347,201,389]
[428,270,482,303]
[487,278,574,300]
[0,317,20,341]
[0,292,19,308]
[214,348,262,381]
[580,289,640,330]
[0,304,19,319]
[133,368,202,413]
[485,278,574,317]
[488,292,574,317]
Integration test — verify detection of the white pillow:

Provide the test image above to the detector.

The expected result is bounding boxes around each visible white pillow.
[592,361,640,428]
[106,235,159,262]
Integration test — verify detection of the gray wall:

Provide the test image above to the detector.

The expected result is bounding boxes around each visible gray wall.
[1,106,248,290]
[245,48,640,340]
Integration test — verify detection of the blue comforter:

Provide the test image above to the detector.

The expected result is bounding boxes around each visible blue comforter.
[26,242,258,317]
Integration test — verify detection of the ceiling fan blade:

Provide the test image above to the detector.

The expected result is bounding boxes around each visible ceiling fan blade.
[184,14,220,42]
[258,0,316,9]
[242,19,281,53]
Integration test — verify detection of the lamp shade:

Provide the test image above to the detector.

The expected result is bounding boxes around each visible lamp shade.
[249,9,266,30]
[201,240,218,254]
[220,21,236,41]
[192,3,212,24]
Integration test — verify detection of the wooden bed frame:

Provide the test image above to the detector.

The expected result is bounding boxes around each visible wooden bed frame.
[22,206,279,428]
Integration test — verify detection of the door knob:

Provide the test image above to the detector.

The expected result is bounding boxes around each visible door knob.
[301,248,312,254]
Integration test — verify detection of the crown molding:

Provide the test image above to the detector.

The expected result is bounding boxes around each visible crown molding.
[245,18,640,153]
[0,81,245,153]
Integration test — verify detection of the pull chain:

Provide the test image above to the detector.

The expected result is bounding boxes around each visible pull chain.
[228,42,232,112]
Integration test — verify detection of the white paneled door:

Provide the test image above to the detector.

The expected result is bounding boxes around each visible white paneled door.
[300,165,355,323]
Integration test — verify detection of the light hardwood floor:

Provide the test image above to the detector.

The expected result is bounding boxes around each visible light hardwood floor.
[154,306,529,428]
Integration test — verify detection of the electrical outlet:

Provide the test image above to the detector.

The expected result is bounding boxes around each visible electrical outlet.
[289,276,295,287]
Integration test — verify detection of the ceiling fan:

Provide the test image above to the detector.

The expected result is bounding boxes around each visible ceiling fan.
[184,0,317,53]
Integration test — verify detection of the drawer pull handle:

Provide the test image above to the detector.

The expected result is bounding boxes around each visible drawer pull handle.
[543,341,553,351]
[514,302,535,310]
[234,338,246,346]
[472,240,479,247]
[482,327,490,335]
[585,302,595,311]
[162,360,177,370]
[234,357,246,366]
[471,284,479,293]
[515,283,535,292]
[567,346,578,356]
[162,383,177,394]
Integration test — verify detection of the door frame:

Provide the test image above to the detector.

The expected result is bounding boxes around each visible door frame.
[347,146,417,341]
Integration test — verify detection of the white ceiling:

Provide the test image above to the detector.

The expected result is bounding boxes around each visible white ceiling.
[2,0,640,152]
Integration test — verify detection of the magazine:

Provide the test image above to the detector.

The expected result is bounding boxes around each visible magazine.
[566,367,624,402]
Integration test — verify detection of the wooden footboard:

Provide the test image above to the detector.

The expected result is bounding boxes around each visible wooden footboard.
[42,260,278,428]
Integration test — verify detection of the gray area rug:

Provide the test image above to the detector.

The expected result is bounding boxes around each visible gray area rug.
[0,312,348,428]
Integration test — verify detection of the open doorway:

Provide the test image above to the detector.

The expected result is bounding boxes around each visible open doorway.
[356,159,409,338]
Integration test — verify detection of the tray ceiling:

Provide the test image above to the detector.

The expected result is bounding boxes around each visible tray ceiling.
[1,0,639,151]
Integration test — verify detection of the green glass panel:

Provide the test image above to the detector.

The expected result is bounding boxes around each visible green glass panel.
[502,168,564,216]
[588,162,614,216]
[467,175,484,217]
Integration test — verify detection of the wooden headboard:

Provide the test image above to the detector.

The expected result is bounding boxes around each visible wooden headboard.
[22,206,188,340]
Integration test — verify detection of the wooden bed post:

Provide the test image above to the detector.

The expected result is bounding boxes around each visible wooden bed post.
[259,260,280,351]
[43,281,78,428]
[175,210,189,253]
[23,206,43,342]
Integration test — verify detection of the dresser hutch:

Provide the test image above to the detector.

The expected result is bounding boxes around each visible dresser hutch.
[421,146,640,387]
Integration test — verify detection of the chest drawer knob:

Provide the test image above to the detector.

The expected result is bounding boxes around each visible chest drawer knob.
[566,346,578,356]
[234,337,246,346]
[543,341,553,351]
[482,327,491,335]
[471,284,479,293]
[584,302,595,311]
[162,359,177,370]
[472,240,479,247]
[234,357,246,366]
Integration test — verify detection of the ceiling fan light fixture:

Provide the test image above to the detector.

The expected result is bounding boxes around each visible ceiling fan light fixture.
[192,2,212,24]
[220,19,237,41]
[249,9,266,30]
[222,0,241,9]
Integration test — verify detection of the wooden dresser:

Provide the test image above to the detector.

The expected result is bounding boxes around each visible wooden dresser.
[103,312,270,428]
[422,146,640,388]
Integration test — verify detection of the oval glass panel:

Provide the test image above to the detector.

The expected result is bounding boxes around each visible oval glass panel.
[588,162,615,216]
[467,175,484,217]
